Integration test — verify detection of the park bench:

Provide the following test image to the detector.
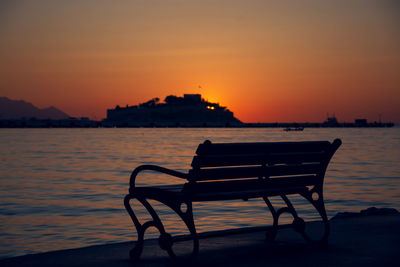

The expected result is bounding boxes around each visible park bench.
[124,139,341,261]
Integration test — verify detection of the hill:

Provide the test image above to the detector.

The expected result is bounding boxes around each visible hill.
[0,97,69,120]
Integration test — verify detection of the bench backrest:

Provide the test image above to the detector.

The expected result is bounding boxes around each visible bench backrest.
[189,139,341,186]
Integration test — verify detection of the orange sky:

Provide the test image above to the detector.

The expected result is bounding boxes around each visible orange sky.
[0,0,399,122]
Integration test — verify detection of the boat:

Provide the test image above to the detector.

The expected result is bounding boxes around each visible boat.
[284,127,304,131]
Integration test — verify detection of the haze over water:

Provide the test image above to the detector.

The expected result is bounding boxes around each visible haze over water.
[0,128,399,259]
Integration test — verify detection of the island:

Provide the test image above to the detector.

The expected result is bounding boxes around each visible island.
[104,94,242,127]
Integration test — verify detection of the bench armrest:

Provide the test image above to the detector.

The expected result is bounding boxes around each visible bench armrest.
[129,164,189,191]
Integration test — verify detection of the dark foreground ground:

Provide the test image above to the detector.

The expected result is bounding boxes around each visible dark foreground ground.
[1,213,399,267]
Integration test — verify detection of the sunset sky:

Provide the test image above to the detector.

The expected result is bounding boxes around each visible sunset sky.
[0,0,399,122]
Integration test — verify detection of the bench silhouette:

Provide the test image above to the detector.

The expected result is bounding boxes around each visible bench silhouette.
[124,139,341,261]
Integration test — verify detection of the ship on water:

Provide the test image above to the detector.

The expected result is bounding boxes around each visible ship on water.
[105,94,242,127]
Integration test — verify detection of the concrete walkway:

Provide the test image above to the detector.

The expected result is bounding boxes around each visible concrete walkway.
[1,214,399,266]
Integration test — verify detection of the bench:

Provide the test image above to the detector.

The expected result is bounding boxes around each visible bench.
[124,139,341,261]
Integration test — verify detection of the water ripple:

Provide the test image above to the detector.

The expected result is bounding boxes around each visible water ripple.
[0,128,399,259]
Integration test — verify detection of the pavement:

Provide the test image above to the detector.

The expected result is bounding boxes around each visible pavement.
[1,213,399,267]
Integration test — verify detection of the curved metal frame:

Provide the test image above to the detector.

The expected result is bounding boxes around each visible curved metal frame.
[125,164,198,261]
[124,194,199,261]
[129,164,189,191]
[299,186,330,244]
[124,139,341,260]
[125,187,329,262]
[263,187,329,244]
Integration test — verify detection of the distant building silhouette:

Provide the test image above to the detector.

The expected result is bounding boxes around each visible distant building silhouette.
[354,119,368,127]
[105,94,242,127]
[323,115,339,127]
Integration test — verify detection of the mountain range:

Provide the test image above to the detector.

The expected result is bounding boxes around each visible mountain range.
[0,97,69,120]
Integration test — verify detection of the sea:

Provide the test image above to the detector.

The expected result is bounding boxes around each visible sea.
[0,127,399,259]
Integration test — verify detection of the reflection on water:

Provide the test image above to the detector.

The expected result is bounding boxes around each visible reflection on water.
[0,128,399,258]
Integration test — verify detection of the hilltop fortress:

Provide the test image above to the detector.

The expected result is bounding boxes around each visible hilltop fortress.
[105,94,242,127]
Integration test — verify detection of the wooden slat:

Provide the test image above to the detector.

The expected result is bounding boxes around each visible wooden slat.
[196,140,331,156]
[190,186,307,201]
[268,152,327,164]
[184,175,319,192]
[134,176,318,202]
[189,163,322,181]
[191,151,327,168]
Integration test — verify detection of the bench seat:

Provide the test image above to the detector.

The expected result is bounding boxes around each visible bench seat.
[133,180,311,202]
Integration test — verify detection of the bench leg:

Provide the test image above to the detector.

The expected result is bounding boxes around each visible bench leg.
[162,201,199,260]
[124,194,145,261]
[299,187,330,245]
[263,195,303,241]
[124,194,199,261]
[263,197,279,240]
[265,191,330,245]
[125,194,167,261]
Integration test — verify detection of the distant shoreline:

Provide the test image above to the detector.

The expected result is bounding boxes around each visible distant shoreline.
[0,119,395,128]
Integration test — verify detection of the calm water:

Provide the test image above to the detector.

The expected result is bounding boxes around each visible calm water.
[0,128,399,259]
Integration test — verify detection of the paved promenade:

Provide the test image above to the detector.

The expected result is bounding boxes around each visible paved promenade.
[1,213,399,266]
